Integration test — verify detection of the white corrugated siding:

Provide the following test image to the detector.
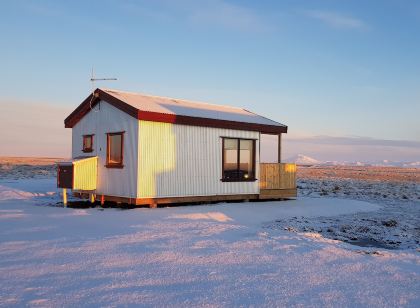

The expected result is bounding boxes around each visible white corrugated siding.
[137,121,259,198]
[72,101,138,198]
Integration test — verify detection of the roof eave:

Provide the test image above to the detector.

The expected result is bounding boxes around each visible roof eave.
[64,89,138,128]
[137,110,287,134]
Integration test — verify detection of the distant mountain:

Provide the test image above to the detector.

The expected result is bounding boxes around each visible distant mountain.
[369,160,420,168]
[403,161,420,168]
[286,154,321,165]
[284,155,420,168]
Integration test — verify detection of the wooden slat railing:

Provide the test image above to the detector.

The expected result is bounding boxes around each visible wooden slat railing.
[259,163,296,190]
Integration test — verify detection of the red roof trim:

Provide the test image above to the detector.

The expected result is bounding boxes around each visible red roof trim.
[65,89,288,134]
[138,110,287,134]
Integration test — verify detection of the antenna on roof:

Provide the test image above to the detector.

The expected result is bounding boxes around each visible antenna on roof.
[89,67,117,111]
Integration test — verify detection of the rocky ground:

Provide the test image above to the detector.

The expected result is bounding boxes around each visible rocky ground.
[268,166,420,250]
[297,165,420,183]
[0,157,59,180]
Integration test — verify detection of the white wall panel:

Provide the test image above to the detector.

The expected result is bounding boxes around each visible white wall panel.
[72,101,138,198]
[137,121,259,198]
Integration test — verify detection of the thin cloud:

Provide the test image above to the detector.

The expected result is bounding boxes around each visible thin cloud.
[117,0,270,33]
[278,135,420,162]
[286,135,420,149]
[19,1,62,18]
[305,10,368,30]
[188,0,270,32]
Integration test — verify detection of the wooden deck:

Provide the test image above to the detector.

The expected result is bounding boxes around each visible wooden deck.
[259,163,297,199]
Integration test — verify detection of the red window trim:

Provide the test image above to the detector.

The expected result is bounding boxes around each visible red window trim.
[106,132,124,168]
[82,134,94,153]
[221,137,257,182]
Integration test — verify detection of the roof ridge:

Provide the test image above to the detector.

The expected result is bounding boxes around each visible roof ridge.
[100,88,249,113]
[65,88,288,133]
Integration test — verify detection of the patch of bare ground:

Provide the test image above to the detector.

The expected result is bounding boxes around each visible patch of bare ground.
[278,165,420,250]
[0,157,64,180]
[297,165,420,183]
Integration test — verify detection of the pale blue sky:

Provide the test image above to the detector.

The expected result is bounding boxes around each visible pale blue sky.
[1,0,419,160]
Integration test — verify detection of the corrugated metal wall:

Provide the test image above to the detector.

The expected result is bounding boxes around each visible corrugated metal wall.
[137,121,260,198]
[72,101,138,198]
[73,157,98,191]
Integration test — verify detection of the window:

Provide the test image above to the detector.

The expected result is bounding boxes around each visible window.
[82,135,94,153]
[106,132,124,168]
[222,138,256,181]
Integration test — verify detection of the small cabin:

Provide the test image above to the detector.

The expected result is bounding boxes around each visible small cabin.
[59,88,296,207]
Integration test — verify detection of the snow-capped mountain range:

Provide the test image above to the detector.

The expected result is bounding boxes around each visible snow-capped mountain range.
[285,154,322,165]
[286,154,420,168]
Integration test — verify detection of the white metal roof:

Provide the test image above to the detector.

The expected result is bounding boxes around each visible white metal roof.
[100,89,286,128]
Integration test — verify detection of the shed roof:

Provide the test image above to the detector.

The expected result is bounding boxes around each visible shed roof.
[65,88,287,134]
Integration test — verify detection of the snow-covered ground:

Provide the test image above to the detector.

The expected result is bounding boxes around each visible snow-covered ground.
[282,170,420,250]
[0,157,57,180]
[285,154,420,168]
[0,177,419,307]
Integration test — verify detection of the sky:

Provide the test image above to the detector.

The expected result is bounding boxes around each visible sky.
[0,0,419,162]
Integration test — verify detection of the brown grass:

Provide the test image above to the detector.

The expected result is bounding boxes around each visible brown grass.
[0,157,64,166]
[297,165,420,183]
[1,157,419,184]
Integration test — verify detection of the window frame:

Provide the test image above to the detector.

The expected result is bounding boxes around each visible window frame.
[221,137,257,182]
[82,134,94,153]
[106,131,124,168]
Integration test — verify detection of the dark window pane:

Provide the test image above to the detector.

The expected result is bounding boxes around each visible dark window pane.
[222,137,255,181]
[224,139,238,170]
[84,136,92,149]
[223,138,238,179]
[109,134,122,164]
[83,135,93,152]
[239,140,253,179]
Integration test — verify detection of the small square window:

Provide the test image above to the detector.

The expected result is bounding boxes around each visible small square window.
[82,135,94,153]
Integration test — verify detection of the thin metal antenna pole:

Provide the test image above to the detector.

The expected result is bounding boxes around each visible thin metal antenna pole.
[91,67,95,94]
[90,66,117,92]
[88,66,117,111]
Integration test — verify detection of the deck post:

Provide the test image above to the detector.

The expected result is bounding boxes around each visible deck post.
[278,133,282,163]
[90,193,95,204]
[62,188,67,207]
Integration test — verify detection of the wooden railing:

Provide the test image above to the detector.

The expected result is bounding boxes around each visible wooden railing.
[259,163,297,190]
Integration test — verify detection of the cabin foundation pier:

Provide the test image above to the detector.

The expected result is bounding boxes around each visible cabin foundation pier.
[62,188,68,207]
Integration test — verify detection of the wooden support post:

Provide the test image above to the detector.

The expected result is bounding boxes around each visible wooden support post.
[90,193,95,204]
[278,133,282,163]
[62,188,67,207]
[150,202,158,209]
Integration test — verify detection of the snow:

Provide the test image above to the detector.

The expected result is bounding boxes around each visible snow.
[100,89,286,127]
[285,154,420,168]
[286,154,321,165]
[0,161,56,180]
[0,178,419,307]
[290,171,420,250]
